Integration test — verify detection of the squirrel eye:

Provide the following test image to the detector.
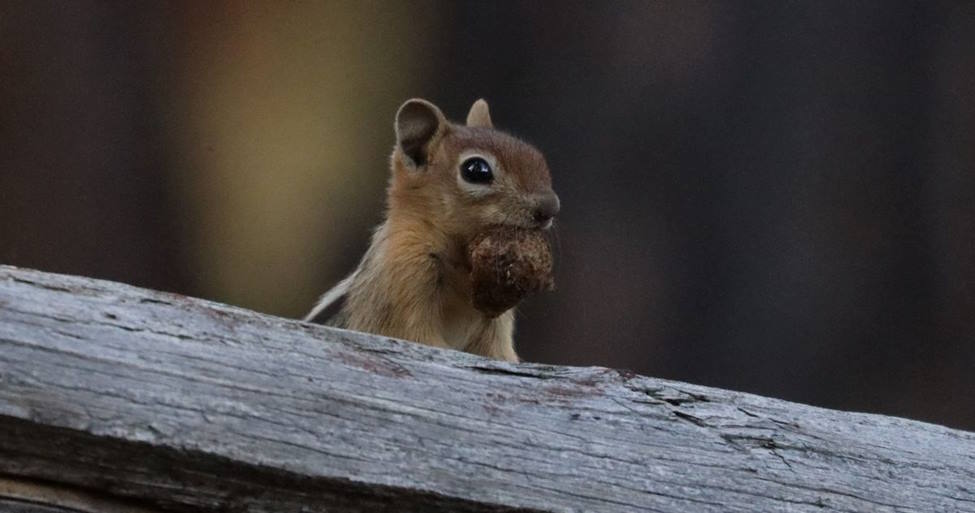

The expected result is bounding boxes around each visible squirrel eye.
[460,157,493,184]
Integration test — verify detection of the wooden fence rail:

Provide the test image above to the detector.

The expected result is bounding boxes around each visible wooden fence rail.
[0,265,973,512]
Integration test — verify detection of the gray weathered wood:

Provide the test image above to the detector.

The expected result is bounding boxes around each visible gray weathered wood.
[0,265,973,513]
[0,501,83,513]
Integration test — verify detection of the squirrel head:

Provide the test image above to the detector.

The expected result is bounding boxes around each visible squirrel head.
[388,98,559,242]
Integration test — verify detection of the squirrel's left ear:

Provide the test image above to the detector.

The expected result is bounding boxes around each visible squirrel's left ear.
[395,98,447,168]
[466,99,493,128]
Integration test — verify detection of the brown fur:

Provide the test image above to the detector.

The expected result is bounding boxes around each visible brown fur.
[306,98,558,362]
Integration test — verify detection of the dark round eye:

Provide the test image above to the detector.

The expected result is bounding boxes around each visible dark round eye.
[460,157,493,184]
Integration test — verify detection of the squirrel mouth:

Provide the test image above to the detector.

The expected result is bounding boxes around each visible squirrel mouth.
[509,215,555,232]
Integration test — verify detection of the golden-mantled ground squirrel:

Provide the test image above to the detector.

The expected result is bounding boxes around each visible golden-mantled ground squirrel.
[305,98,559,362]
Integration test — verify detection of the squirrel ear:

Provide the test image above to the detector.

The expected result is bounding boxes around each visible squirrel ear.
[395,99,447,167]
[466,98,493,128]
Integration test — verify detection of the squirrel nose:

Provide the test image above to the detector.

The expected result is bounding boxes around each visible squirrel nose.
[532,192,561,226]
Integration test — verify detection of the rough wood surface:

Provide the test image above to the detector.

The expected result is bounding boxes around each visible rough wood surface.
[0,265,973,513]
[0,501,84,513]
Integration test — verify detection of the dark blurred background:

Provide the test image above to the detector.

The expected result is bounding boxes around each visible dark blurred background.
[2,1,973,429]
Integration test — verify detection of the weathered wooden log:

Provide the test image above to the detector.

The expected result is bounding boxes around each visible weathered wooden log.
[0,265,972,512]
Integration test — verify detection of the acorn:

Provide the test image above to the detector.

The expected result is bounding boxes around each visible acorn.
[467,225,554,317]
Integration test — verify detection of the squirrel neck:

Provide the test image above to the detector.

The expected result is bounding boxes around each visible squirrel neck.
[374,204,472,299]
[384,179,470,267]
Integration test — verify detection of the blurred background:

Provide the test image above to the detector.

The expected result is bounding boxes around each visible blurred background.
[2,1,974,429]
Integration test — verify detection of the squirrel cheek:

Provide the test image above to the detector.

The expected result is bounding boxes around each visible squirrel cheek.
[479,204,506,225]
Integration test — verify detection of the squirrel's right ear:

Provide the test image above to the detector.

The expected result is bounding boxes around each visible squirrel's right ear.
[395,99,447,168]
[466,99,493,128]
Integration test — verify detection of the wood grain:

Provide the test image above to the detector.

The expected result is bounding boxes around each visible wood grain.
[0,265,973,512]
